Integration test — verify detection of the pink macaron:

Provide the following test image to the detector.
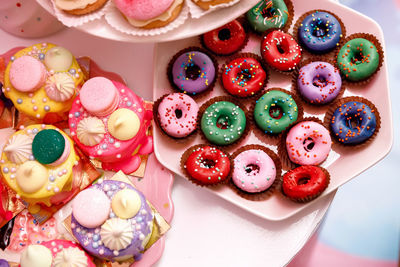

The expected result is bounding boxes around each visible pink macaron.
[79,77,119,117]
[114,0,175,20]
[9,55,47,93]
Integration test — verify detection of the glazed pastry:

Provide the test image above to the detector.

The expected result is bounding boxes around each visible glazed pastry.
[20,239,95,267]
[297,61,342,104]
[3,43,84,122]
[222,56,267,97]
[232,147,277,193]
[329,99,378,145]
[247,0,290,32]
[254,90,299,134]
[169,49,216,95]
[55,0,109,15]
[261,30,301,72]
[202,19,247,56]
[157,93,199,138]
[201,100,246,145]
[71,180,154,261]
[297,11,343,54]
[282,165,330,202]
[0,125,79,209]
[192,0,234,10]
[69,77,153,174]
[337,36,380,82]
[114,0,184,29]
[183,145,230,185]
[286,121,331,165]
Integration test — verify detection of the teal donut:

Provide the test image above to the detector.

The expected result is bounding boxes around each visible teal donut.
[201,101,246,145]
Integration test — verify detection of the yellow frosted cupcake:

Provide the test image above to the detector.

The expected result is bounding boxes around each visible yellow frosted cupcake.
[0,124,79,209]
[3,43,84,122]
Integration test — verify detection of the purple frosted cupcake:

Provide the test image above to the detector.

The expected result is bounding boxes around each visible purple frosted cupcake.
[71,180,153,262]
[297,61,342,105]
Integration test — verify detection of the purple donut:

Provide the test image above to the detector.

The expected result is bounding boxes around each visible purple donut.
[297,61,342,104]
[171,50,215,95]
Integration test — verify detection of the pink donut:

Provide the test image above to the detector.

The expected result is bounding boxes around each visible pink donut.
[157,93,199,138]
[286,121,331,165]
[9,56,47,93]
[114,0,175,20]
[232,149,276,193]
[79,77,119,117]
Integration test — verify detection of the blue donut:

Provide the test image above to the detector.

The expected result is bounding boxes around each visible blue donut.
[298,11,343,53]
[330,101,377,145]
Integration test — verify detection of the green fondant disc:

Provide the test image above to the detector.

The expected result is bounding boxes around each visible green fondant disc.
[32,129,65,164]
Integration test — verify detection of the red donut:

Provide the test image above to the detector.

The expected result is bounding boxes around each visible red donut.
[261,30,302,71]
[184,146,230,185]
[282,165,329,201]
[202,20,247,56]
[222,57,266,97]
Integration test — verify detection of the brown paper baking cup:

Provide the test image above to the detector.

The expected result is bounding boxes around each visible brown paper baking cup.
[153,93,198,143]
[247,0,295,35]
[250,87,304,143]
[199,16,250,57]
[291,56,346,108]
[281,166,330,203]
[167,46,218,100]
[260,29,301,75]
[278,117,327,170]
[197,96,251,150]
[323,96,381,148]
[335,33,384,85]
[180,144,232,187]
[229,144,282,201]
[219,52,269,100]
[293,9,347,57]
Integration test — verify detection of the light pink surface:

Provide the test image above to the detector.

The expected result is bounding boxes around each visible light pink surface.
[49,135,71,167]
[153,0,393,221]
[9,55,47,92]
[79,77,119,117]
[114,0,175,20]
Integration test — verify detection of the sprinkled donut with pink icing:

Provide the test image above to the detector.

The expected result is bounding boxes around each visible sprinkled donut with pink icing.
[232,149,276,193]
[286,121,331,165]
[157,93,199,138]
[69,77,153,174]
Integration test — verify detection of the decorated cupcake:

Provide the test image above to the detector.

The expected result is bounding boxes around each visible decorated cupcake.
[69,77,153,174]
[71,179,154,262]
[0,125,79,210]
[3,43,84,123]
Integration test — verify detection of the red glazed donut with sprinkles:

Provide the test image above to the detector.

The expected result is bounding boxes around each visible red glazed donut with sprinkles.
[202,19,247,56]
[183,145,231,186]
[261,30,302,72]
[222,55,267,97]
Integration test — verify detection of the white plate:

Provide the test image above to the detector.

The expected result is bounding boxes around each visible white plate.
[36,0,260,43]
[152,0,393,221]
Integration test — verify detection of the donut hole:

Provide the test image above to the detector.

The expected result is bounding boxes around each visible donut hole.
[185,64,201,80]
[216,116,230,129]
[297,176,311,185]
[351,52,365,65]
[239,68,253,82]
[312,75,328,88]
[347,116,361,129]
[269,106,283,119]
[245,164,260,175]
[303,137,315,152]
[200,159,215,169]
[276,42,286,54]
[312,21,328,37]
[261,7,276,18]
[218,28,231,41]
[174,109,183,119]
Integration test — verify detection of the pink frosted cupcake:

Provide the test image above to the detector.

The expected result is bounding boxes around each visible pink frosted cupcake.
[69,77,153,174]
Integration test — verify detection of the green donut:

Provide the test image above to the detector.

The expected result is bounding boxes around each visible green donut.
[246,0,289,33]
[254,90,298,134]
[32,129,65,164]
[337,38,380,82]
[201,101,246,145]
